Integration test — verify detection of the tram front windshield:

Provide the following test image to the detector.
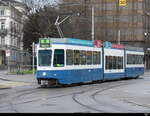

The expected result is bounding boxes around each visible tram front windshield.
[38,50,52,66]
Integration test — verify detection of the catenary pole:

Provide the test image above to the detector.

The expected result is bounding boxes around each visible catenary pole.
[92,6,95,42]
[32,42,35,75]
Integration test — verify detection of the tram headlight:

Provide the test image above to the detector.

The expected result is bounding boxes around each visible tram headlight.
[42,72,47,76]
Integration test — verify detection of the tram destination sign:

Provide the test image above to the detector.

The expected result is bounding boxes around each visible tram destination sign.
[39,38,51,48]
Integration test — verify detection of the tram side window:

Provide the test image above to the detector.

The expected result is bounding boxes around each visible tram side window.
[133,55,137,64]
[105,56,123,70]
[86,51,93,65]
[66,50,73,65]
[105,56,109,69]
[118,57,123,69]
[66,49,101,66]
[93,51,101,65]
[113,56,117,69]
[127,54,131,64]
[53,49,64,67]
[80,51,86,65]
[127,54,144,65]
[74,50,80,65]
[139,55,144,64]
[109,56,113,69]
[105,56,113,69]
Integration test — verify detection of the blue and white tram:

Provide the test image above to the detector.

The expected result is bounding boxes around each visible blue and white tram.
[36,38,144,86]
[104,47,125,80]
[125,48,144,78]
[37,38,103,86]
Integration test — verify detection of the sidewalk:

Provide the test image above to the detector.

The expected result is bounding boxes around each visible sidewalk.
[0,70,37,83]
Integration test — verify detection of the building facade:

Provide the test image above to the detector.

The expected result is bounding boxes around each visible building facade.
[0,0,30,70]
[61,0,150,69]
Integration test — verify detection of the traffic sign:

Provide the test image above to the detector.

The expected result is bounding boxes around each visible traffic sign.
[6,50,10,57]
[119,0,126,7]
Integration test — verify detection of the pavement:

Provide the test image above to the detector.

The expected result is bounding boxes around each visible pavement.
[0,70,36,82]
[0,70,37,89]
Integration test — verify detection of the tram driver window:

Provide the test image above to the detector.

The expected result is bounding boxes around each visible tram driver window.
[53,49,64,67]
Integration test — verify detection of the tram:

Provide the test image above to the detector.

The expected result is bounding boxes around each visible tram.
[36,38,144,86]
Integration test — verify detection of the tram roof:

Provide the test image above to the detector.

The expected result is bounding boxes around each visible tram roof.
[39,38,144,52]
[40,38,94,47]
[124,46,144,52]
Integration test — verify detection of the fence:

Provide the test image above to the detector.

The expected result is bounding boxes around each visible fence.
[6,50,33,73]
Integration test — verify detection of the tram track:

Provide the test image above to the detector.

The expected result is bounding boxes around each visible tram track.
[0,77,148,113]
[0,86,40,112]
[72,79,146,113]
[123,100,150,109]
[72,83,127,113]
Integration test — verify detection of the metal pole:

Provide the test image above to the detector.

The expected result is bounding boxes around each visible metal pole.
[32,42,35,75]
[6,49,10,73]
[8,55,10,73]
[92,6,95,42]
[118,30,120,44]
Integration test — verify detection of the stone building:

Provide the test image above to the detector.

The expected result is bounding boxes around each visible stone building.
[0,0,30,70]
[61,0,150,69]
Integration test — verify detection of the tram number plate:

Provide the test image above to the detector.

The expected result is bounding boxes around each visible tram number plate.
[41,80,48,85]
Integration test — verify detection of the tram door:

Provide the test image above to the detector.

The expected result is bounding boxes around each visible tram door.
[103,48,125,80]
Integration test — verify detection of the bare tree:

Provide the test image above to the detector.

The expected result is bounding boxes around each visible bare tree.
[23,5,59,51]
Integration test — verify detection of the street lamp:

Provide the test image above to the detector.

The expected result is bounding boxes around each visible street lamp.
[144,32,148,36]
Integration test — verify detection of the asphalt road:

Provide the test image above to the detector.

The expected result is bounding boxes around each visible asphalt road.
[0,71,150,113]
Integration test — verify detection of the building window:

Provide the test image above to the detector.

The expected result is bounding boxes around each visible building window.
[0,10,5,16]
[1,22,5,30]
[1,37,5,46]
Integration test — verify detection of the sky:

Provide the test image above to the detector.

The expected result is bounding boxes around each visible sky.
[15,0,59,12]
[15,0,58,4]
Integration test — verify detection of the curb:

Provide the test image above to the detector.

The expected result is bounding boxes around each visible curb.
[0,85,11,89]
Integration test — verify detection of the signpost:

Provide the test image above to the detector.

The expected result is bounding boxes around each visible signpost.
[6,50,10,57]
[6,49,10,72]
[119,0,126,6]
[118,0,126,44]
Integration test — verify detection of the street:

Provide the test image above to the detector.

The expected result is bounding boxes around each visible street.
[0,71,150,113]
